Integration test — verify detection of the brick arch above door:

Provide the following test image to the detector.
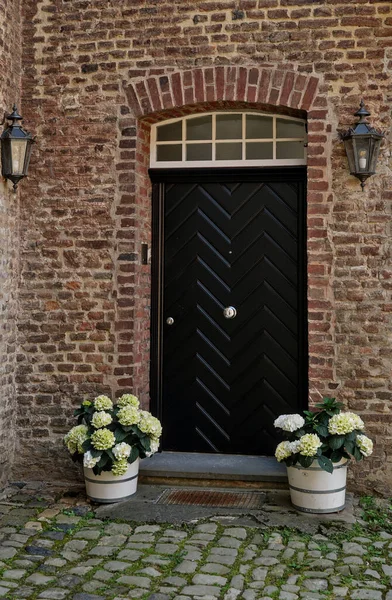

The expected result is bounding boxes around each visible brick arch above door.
[123,66,320,117]
[117,65,333,414]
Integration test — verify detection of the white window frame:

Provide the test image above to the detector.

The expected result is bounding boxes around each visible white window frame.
[150,111,307,168]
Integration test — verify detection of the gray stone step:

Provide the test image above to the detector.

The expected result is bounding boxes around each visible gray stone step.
[139,452,287,488]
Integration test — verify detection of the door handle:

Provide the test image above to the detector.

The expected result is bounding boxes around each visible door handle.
[223,306,237,319]
[166,317,174,325]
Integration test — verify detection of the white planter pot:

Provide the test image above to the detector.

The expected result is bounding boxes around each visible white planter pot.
[287,459,347,514]
[84,458,139,504]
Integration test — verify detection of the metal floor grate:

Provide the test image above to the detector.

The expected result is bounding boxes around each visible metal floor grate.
[156,488,265,509]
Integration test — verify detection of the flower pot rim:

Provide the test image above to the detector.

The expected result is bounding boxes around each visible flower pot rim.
[288,458,348,471]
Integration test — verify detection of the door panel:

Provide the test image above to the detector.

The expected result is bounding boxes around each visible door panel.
[151,169,307,456]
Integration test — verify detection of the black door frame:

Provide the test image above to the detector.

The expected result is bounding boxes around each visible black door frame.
[149,167,308,431]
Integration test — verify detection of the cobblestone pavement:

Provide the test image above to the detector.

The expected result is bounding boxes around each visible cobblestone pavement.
[0,482,391,600]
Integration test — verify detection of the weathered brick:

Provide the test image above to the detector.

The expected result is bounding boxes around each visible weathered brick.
[5,0,389,495]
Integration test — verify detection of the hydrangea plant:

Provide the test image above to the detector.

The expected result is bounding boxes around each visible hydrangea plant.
[274,397,373,473]
[64,394,162,476]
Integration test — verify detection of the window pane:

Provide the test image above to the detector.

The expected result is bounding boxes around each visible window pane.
[216,114,242,139]
[186,116,212,140]
[157,121,182,142]
[246,115,273,139]
[246,142,273,160]
[276,118,305,139]
[186,143,212,161]
[276,141,305,159]
[156,144,182,162]
[216,143,242,160]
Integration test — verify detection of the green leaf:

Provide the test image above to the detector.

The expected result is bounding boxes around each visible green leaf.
[114,429,128,443]
[315,424,329,437]
[82,439,92,452]
[97,453,109,469]
[346,431,357,442]
[330,449,344,463]
[317,455,333,474]
[140,436,151,452]
[298,455,313,469]
[90,448,101,458]
[329,435,345,450]
[353,446,363,461]
[345,440,355,455]
[129,446,139,463]
[106,449,115,462]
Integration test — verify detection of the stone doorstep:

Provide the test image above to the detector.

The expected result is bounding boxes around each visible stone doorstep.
[139,452,288,489]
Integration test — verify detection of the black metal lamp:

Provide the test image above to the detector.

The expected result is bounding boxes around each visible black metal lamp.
[340,100,384,191]
[1,105,34,191]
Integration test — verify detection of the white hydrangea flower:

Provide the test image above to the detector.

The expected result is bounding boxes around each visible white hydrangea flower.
[64,424,89,454]
[356,434,373,457]
[91,411,112,429]
[289,440,301,454]
[90,428,115,450]
[117,394,140,409]
[146,437,160,457]
[117,406,140,426]
[275,441,293,462]
[94,395,113,411]
[83,450,101,469]
[328,412,365,435]
[274,414,305,432]
[138,411,162,438]
[298,433,322,457]
[113,442,132,460]
[112,459,128,476]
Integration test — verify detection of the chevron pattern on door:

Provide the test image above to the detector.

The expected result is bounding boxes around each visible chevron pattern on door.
[160,173,306,455]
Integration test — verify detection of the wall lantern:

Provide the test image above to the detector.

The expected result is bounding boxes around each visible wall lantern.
[340,100,384,191]
[1,105,34,192]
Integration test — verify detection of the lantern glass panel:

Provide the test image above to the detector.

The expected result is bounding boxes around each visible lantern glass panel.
[10,140,27,176]
[368,136,382,173]
[343,138,356,175]
[1,139,12,174]
[23,140,33,175]
[354,137,371,173]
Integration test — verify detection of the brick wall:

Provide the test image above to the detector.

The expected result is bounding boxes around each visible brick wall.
[0,0,21,485]
[16,0,392,492]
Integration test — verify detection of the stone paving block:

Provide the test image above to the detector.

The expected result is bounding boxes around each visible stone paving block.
[117,575,151,588]
[0,580,17,588]
[103,560,132,572]
[175,560,198,573]
[303,579,328,591]
[117,548,142,561]
[74,529,101,540]
[156,542,179,554]
[38,590,69,599]
[135,525,160,534]
[138,566,162,577]
[201,562,230,575]
[0,587,10,598]
[192,573,227,586]
[88,545,117,556]
[104,523,133,535]
[26,572,56,585]
[182,585,221,596]
[73,594,105,600]
[0,546,17,559]
[217,537,242,548]
[142,554,171,565]
[2,568,26,579]
[350,591,382,600]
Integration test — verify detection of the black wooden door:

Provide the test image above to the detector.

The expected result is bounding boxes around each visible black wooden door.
[151,169,307,456]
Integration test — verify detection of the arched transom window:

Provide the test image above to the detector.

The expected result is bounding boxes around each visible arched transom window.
[150,112,307,168]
